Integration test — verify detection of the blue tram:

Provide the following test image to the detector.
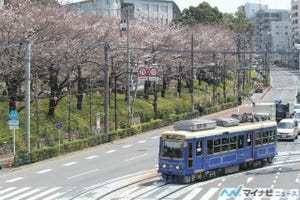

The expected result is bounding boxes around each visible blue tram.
[158,118,277,183]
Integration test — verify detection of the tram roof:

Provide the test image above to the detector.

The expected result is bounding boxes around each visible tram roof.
[162,120,277,139]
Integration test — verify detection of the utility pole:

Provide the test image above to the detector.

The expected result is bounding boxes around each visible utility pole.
[125,7,132,126]
[104,43,110,134]
[237,32,242,101]
[24,40,31,154]
[212,52,217,104]
[190,34,194,111]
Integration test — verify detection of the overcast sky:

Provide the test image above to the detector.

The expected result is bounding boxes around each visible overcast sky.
[174,0,291,13]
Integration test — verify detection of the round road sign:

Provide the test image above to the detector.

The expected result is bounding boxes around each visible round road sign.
[55,122,63,129]
[138,66,148,77]
[149,67,158,77]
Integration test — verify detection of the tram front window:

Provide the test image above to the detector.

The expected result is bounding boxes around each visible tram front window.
[162,140,183,159]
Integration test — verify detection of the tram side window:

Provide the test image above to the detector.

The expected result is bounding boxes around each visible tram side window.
[229,136,237,150]
[221,137,229,151]
[196,141,202,156]
[255,132,262,145]
[207,140,213,155]
[238,135,244,149]
[214,138,221,153]
[262,131,269,144]
[269,130,275,143]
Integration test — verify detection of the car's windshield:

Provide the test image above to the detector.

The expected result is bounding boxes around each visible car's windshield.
[295,113,300,119]
[294,105,300,110]
[278,122,294,129]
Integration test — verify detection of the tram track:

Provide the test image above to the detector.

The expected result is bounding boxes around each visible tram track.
[68,169,161,200]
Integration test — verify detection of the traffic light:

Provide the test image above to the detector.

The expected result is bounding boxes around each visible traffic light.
[238,96,242,105]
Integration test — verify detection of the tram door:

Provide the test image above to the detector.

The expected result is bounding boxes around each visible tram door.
[187,142,194,168]
[246,131,253,158]
[193,140,203,170]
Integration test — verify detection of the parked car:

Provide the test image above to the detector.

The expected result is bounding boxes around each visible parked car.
[293,111,300,134]
[293,103,300,113]
[277,118,298,141]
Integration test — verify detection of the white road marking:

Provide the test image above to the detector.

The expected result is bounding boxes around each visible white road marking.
[0,187,31,200]
[85,155,98,159]
[247,177,254,183]
[124,153,147,162]
[13,187,44,200]
[118,187,139,198]
[26,187,62,200]
[122,144,132,148]
[151,136,160,139]
[0,187,16,194]
[138,140,146,143]
[36,169,52,174]
[42,191,66,200]
[182,188,203,200]
[106,150,116,153]
[154,185,183,199]
[5,177,24,183]
[68,169,99,179]
[63,161,77,166]
[199,187,218,200]
[296,174,300,183]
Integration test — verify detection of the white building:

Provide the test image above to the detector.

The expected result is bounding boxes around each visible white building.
[68,0,181,24]
[271,21,290,51]
[238,2,268,19]
[291,0,300,46]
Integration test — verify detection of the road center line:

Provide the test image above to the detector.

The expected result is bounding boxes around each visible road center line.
[124,153,147,162]
[36,169,52,174]
[68,169,99,179]
[5,177,24,183]
[63,161,77,166]
[106,150,116,153]
[85,155,98,159]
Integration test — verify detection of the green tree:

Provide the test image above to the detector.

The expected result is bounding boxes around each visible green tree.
[176,2,223,25]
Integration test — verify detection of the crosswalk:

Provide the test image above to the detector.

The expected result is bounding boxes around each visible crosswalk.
[98,185,300,200]
[274,151,300,165]
[1,178,300,200]
[0,186,77,200]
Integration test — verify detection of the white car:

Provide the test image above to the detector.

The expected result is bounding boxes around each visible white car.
[277,118,298,141]
[293,111,300,134]
[293,103,300,113]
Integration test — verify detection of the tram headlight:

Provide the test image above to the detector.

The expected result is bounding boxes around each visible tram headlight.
[162,164,166,168]
[176,165,179,170]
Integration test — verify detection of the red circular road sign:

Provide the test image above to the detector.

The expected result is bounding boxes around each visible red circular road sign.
[149,67,159,77]
[138,66,148,77]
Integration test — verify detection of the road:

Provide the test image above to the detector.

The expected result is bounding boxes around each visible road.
[0,66,300,199]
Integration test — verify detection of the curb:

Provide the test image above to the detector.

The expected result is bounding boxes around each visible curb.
[260,85,272,100]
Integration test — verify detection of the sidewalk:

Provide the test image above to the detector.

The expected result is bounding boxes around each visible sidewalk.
[201,85,272,120]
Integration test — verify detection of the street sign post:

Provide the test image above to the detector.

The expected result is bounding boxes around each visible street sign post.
[55,122,63,152]
[8,110,19,156]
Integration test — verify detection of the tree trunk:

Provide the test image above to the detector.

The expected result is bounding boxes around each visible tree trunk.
[48,67,59,116]
[76,65,83,110]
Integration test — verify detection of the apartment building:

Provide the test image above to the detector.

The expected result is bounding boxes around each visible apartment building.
[68,0,181,24]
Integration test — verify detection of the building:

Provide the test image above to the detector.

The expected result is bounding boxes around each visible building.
[68,0,181,24]
[254,9,290,51]
[291,0,300,46]
[238,2,268,19]
[271,21,290,51]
